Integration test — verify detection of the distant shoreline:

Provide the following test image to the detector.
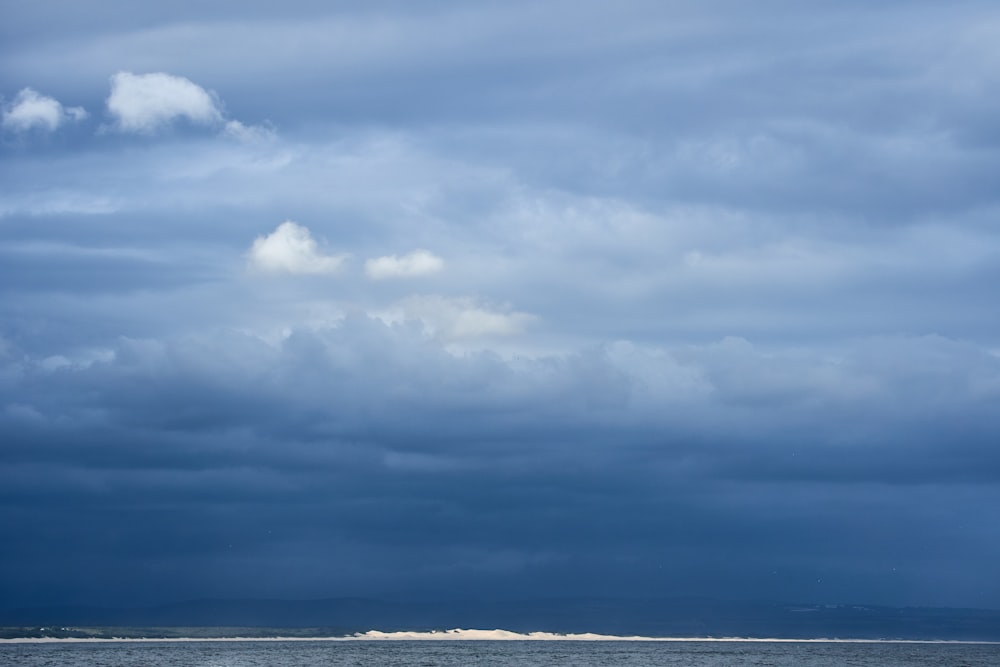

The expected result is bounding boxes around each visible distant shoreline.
[3,630,999,645]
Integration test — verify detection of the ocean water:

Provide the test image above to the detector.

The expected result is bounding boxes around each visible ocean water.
[2,640,998,667]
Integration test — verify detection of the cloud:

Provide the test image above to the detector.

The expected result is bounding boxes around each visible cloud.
[106,71,223,133]
[223,119,276,143]
[3,1,1000,611]
[2,88,86,132]
[387,295,535,340]
[247,221,348,275]
[365,249,444,279]
[2,320,1000,607]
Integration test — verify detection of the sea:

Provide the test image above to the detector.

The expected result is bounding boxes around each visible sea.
[1,640,998,666]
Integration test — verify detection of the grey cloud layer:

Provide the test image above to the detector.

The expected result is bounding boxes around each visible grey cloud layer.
[3,323,999,606]
[2,0,1000,610]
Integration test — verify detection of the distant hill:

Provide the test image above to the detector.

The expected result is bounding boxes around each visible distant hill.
[2,597,999,641]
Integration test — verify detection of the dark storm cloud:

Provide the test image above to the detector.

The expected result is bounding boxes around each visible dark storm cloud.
[2,320,999,606]
[2,0,1000,611]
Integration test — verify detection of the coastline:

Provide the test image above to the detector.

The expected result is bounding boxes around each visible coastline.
[2,629,999,644]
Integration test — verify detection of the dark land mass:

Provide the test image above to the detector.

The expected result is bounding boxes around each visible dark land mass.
[2,598,999,641]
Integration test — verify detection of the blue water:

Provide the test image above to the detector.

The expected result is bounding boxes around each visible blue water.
[2,640,998,666]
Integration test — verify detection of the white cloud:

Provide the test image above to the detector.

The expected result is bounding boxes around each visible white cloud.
[2,88,87,132]
[106,71,223,133]
[247,221,347,275]
[384,295,535,340]
[365,249,444,279]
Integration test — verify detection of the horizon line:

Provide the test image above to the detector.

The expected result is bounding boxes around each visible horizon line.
[3,628,1000,644]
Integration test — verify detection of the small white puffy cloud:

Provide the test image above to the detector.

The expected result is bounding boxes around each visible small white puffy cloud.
[3,89,61,132]
[2,88,87,132]
[247,221,347,275]
[365,249,444,279]
[107,72,223,133]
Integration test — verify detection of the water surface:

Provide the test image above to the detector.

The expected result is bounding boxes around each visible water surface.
[3,639,998,666]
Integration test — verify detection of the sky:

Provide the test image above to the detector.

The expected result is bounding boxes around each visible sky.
[2,0,1000,611]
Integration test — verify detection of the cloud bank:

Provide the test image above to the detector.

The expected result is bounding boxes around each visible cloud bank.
[2,0,1000,613]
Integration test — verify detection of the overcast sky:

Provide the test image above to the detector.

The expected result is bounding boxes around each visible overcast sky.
[2,0,1000,610]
